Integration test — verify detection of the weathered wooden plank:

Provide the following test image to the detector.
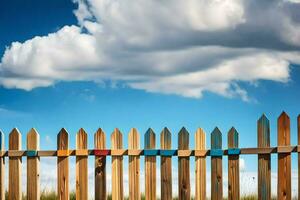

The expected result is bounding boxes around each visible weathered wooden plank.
[57,128,69,200]
[145,128,156,200]
[298,115,300,200]
[258,114,271,200]
[0,130,4,200]
[129,128,140,200]
[27,128,40,200]
[211,127,222,200]
[160,127,172,200]
[95,128,106,200]
[278,112,291,200]
[178,127,190,200]
[76,128,88,200]
[9,128,22,200]
[111,128,123,200]
[195,128,206,200]
[228,127,239,200]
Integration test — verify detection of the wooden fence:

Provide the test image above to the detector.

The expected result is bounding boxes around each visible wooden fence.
[0,112,299,200]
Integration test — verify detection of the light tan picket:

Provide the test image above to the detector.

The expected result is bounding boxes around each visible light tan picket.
[145,128,156,200]
[195,128,206,200]
[129,128,140,200]
[27,128,40,200]
[9,128,22,200]
[76,128,88,199]
[111,128,124,200]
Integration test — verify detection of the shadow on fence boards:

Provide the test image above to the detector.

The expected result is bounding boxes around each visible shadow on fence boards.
[0,112,299,200]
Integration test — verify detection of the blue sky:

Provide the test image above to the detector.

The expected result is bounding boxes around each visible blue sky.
[1,0,300,196]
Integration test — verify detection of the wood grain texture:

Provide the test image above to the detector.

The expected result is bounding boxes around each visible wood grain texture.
[258,114,271,200]
[129,128,140,200]
[57,128,69,200]
[27,128,40,200]
[111,128,124,200]
[211,127,222,200]
[76,128,88,200]
[95,128,106,200]
[178,127,190,200]
[228,127,239,200]
[278,112,291,200]
[195,128,206,200]
[298,115,300,200]
[0,130,4,200]
[145,128,156,200]
[160,127,172,200]
[9,128,22,200]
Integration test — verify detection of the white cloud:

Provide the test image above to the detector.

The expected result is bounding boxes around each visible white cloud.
[240,158,246,171]
[285,0,300,3]
[0,0,300,101]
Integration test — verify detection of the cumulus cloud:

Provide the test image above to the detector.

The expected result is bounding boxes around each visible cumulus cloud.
[1,0,300,100]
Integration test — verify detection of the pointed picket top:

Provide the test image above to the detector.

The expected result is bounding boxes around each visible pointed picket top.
[195,128,206,150]
[278,111,290,146]
[211,127,222,149]
[129,128,140,149]
[178,127,189,150]
[94,128,106,149]
[57,128,69,150]
[145,128,155,149]
[76,128,87,149]
[111,128,123,149]
[0,130,4,150]
[9,128,22,150]
[195,128,205,135]
[228,127,239,148]
[27,128,40,150]
[278,111,290,122]
[258,114,269,124]
[160,127,171,149]
[257,114,270,147]
[278,111,290,127]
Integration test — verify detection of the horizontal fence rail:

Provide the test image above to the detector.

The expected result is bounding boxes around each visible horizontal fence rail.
[0,112,299,200]
[2,147,300,157]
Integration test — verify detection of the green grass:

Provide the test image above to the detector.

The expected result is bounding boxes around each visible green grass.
[5,190,76,200]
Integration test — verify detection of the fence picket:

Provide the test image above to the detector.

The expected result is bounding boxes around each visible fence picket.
[9,128,22,200]
[57,128,69,200]
[129,128,140,200]
[145,128,156,200]
[178,127,190,200]
[95,128,106,200]
[298,115,300,200]
[258,114,271,200]
[278,112,291,200]
[27,128,40,200]
[160,127,172,200]
[76,128,88,199]
[0,130,4,200]
[211,127,222,200]
[228,127,239,200]
[111,128,124,200]
[195,128,206,200]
